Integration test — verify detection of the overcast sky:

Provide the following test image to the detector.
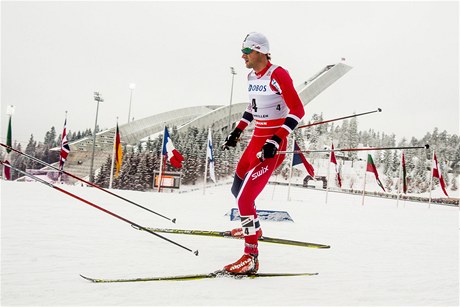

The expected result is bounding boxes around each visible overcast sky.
[1,1,458,146]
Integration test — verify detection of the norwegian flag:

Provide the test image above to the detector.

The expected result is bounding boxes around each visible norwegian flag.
[59,117,70,172]
[330,143,342,188]
[432,152,448,197]
[162,127,184,168]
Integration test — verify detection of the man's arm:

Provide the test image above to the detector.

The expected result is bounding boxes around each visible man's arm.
[270,67,305,140]
[221,107,253,150]
[258,67,305,161]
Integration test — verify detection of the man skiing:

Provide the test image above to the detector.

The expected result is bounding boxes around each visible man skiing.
[222,32,305,274]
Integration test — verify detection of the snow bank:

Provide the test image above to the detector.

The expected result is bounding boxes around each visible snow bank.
[1,181,458,306]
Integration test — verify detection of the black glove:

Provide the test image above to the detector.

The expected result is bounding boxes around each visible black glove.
[258,135,281,161]
[221,128,242,150]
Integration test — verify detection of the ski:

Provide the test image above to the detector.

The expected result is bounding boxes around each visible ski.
[80,271,318,283]
[140,227,330,249]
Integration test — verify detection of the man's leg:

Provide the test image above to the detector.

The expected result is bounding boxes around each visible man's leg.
[223,153,285,274]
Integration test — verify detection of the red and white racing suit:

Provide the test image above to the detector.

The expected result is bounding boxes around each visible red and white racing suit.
[231,62,305,255]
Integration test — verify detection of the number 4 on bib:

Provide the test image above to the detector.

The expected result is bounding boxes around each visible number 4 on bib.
[241,215,256,236]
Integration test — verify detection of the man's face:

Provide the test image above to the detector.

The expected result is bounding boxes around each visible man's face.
[242,50,265,69]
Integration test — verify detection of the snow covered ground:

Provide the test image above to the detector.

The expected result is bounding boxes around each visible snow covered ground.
[1,180,458,306]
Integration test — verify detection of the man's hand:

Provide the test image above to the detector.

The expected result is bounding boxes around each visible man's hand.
[258,136,281,161]
[221,128,242,150]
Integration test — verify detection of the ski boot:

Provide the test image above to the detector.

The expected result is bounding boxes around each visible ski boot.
[223,253,259,275]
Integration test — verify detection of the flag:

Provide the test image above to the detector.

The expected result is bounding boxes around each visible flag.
[3,160,11,180]
[115,123,123,177]
[330,143,342,188]
[401,151,407,193]
[4,116,12,180]
[6,116,12,154]
[366,154,385,192]
[207,129,216,183]
[432,152,448,197]
[59,117,70,172]
[162,127,184,168]
[292,141,314,177]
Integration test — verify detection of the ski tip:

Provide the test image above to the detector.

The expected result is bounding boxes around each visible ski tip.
[130,224,141,231]
[80,274,94,282]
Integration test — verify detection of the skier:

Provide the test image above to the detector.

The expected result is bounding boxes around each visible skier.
[221,32,305,274]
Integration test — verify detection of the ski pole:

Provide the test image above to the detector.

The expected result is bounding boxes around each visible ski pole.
[0,161,198,256]
[296,108,382,129]
[278,144,429,155]
[0,142,176,223]
[236,108,382,143]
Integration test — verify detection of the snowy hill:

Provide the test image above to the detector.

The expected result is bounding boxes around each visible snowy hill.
[1,181,458,306]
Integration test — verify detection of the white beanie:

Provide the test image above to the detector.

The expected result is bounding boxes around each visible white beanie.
[242,32,270,54]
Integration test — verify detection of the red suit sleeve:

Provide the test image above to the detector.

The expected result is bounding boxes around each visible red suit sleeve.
[271,67,305,140]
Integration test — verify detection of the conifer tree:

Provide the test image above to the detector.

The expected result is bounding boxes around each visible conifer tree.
[44,126,57,148]
[94,155,112,188]
[384,174,393,192]
[25,134,39,169]
[451,176,458,192]
[412,157,428,193]
[134,153,151,191]
[391,150,400,175]
[346,117,359,161]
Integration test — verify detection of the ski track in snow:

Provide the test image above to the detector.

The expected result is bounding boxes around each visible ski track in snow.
[1,181,458,306]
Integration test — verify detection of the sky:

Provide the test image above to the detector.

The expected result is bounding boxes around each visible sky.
[1,1,458,146]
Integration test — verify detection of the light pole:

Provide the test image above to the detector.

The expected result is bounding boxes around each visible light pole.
[89,91,103,183]
[127,83,136,123]
[227,67,236,133]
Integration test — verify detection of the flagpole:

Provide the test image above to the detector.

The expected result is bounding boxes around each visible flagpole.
[325,148,332,204]
[158,125,166,193]
[287,135,296,201]
[203,128,210,195]
[396,150,403,208]
[271,173,278,201]
[428,150,435,208]
[58,111,67,183]
[60,111,67,182]
[203,160,208,195]
[361,163,367,206]
[109,118,118,189]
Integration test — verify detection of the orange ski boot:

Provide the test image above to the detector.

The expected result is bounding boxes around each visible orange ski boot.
[223,253,259,275]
